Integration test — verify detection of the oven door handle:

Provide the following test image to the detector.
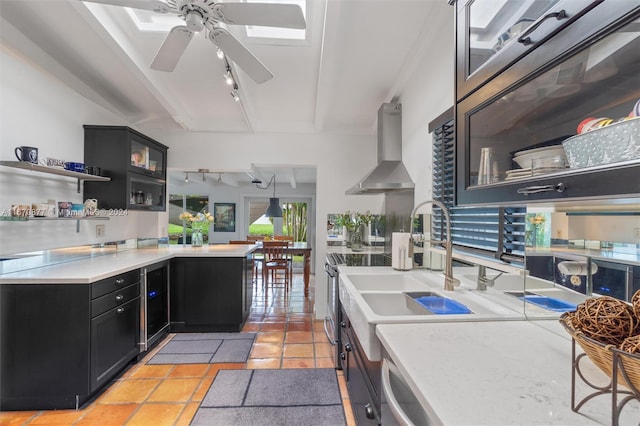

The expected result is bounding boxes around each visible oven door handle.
[324,262,337,278]
[323,316,336,345]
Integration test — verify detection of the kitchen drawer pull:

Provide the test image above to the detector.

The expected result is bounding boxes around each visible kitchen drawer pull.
[116,307,125,313]
[115,294,124,301]
[115,278,125,285]
[518,10,568,45]
[364,403,375,420]
[344,343,352,352]
[517,182,565,195]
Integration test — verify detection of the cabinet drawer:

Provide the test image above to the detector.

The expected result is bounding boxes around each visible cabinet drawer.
[91,270,140,299]
[91,283,140,318]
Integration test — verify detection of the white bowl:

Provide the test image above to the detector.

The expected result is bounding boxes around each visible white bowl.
[513,146,566,169]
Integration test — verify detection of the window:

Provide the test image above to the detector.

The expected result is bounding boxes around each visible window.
[431,113,525,264]
[168,194,210,244]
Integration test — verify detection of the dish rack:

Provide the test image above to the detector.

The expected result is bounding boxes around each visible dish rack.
[559,313,640,425]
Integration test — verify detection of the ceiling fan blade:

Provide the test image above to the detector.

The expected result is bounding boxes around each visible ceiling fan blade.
[151,26,193,72]
[210,28,273,84]
[213,3,306,29]
[79,0,171,13]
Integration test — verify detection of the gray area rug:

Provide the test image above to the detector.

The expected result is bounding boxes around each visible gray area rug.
[147,333,256,364]
[192,369,346,426]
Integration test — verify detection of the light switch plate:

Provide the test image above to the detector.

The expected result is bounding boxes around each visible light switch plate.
[96,224,105,237]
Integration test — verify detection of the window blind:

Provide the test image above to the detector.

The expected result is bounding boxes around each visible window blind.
[431,116,525,264]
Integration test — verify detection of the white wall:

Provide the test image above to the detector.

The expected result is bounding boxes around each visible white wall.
[399,3,455,215]
[0,45,165,255]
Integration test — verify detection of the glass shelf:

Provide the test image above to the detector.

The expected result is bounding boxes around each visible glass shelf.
[0,215,109,232]
[0,161,110,193]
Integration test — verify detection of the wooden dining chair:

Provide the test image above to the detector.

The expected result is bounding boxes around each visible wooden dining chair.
[261,240,291,290]
[247,235,265,241]
[273,236,294,279]
[228,240,260,285]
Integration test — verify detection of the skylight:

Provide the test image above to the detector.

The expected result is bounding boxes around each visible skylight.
[126,8,182,32]
[124,0,306,40]
[245,0,307,40]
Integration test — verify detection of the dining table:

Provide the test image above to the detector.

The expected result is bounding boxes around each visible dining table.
[254,241,312,296]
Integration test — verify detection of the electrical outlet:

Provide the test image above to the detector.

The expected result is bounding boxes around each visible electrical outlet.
[96,224,105,238]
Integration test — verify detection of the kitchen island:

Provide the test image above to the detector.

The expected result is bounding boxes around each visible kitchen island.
[0,244,256,411]
[376,320,636,425]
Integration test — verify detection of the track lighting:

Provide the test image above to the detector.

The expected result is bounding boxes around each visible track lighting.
[230,84,240,102]
[224,69,234,85]
[216,48,224,60]
[184,172,189,183]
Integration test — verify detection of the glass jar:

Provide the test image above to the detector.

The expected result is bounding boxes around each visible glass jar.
[191,230,203,247]
[350,226,363,252]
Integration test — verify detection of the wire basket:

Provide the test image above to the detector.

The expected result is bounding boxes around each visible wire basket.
[560,312,640,392]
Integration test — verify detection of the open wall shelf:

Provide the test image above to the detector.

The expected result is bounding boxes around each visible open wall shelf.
[0,161,110,193]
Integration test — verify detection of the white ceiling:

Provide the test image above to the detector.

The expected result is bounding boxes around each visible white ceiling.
[0,0,448,185]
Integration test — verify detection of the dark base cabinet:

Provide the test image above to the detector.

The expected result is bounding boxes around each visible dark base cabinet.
[0,272,141,411]
[340,305,381,425]
[170,256,253,332]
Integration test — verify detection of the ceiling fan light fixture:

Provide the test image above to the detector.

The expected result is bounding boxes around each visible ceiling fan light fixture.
[185,10,204,32]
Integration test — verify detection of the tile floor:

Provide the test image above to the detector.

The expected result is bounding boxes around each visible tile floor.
[0,274,356,426]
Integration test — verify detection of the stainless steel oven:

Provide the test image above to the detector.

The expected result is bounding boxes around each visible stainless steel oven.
[324,255,341,368]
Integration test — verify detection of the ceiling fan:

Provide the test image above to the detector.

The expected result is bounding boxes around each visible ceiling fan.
[79,0,306,83]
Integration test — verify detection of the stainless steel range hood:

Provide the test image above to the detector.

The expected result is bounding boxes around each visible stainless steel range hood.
[346,103,415,195]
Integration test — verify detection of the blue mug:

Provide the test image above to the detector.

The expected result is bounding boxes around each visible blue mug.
[64,162,85,173]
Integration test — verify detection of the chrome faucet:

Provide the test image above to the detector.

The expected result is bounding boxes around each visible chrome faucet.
[410,200,460,291]
[476,265,504,291]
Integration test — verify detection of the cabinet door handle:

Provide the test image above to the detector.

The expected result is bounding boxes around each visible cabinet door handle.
[115,294,124,301]
[518,10,568,45]
[364,403,376,420]
[115,278,125,285]
[116,307,125,313]
[340,352,346,360]
[517,183,565,195]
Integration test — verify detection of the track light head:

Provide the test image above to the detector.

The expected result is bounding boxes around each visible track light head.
[224,70,234,85]
[216,48,224,60]
[184,172,189,183]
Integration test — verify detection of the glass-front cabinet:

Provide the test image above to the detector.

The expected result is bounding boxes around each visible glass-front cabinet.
[456,2,640,205]
[129,134,165,179]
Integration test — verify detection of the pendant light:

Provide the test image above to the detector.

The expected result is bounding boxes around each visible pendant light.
[264,174,283,218]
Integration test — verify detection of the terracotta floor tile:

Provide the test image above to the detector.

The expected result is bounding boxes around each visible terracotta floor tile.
[26,409,86,425]
[315,342,334,358]
[125,403,183,426]
[0,411,38,425]
[260,322,286,332]
[175,402,200,426]
[337,374,349,399]
[76,403,139,426]
[167,364,210,378]
[250,342,283,358]
[344,400,357,426]
[246,358,282,369]
[256,331,285,343]
[285,331,313,343]
[100,379,161,404]
[283,343,314,358]
[192,377,214,402]
[287,322,312,331]
[146,378,200,403]
[313,320,325,331]
[241,322,261,332]
[316,357,336,368]
[127,364,173,379]
[207,363,246,377]
[282,358,315,368]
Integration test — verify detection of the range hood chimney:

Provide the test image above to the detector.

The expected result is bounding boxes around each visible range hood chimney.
[346,103,415,195]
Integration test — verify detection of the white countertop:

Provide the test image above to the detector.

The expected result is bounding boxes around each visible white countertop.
[0,244,257,284]
[525,246,640,265]
[376,320,637,425]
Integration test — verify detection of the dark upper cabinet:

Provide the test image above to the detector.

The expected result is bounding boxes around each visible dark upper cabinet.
[455,2,640,206]
[84,125,168,211]
[455,0,639,102]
